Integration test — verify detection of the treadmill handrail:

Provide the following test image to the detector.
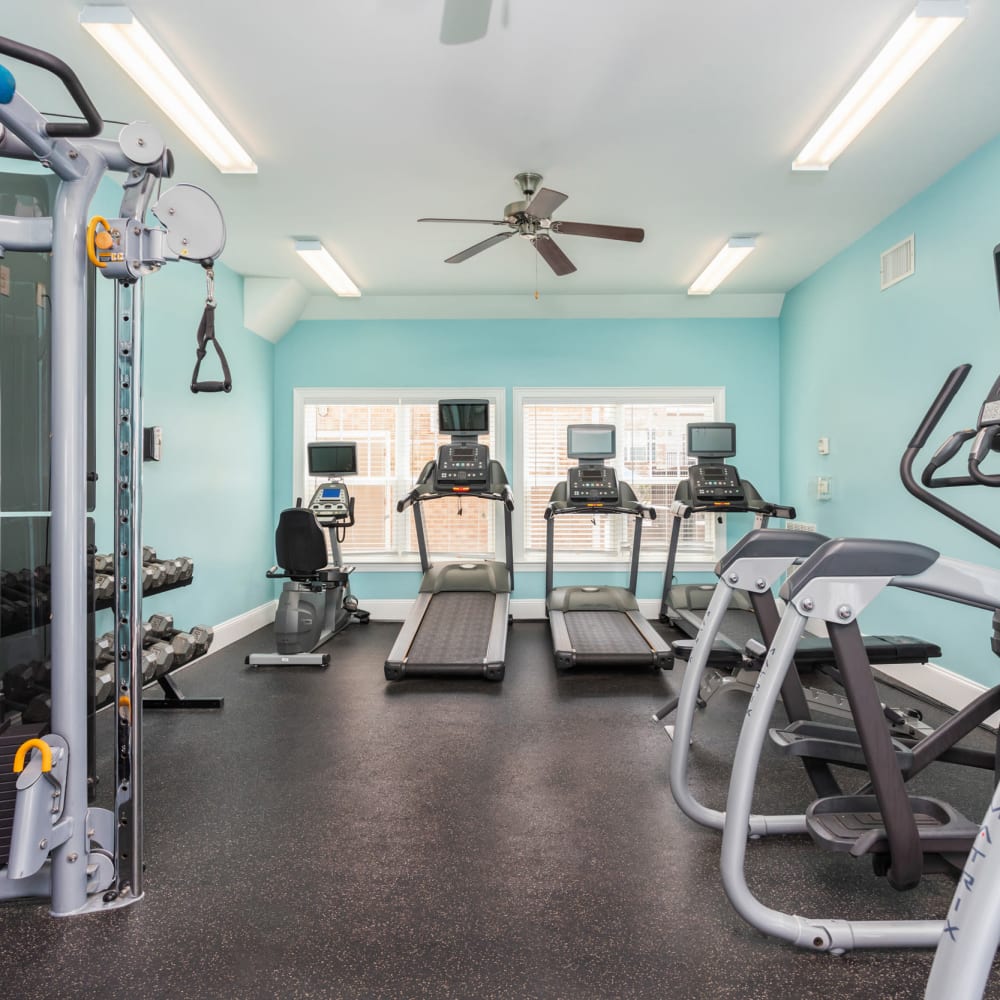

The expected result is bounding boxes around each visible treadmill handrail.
[545,498,655,520]
[397,460,514,512]
[670,496,795,519]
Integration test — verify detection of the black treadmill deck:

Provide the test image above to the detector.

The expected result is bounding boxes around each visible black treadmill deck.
[404,591,496,666]
[564,610,653,657]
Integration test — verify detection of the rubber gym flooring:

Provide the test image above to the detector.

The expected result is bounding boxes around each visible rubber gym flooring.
[1,619,999,1000]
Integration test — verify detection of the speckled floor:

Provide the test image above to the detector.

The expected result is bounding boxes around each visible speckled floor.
[0,620,998,1000]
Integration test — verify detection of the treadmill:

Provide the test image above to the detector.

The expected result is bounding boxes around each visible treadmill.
[384,399,514,682]
[658,421,940,717]
[545,424,671,671]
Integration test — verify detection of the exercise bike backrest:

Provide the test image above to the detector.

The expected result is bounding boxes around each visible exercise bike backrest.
[274,507,328,579]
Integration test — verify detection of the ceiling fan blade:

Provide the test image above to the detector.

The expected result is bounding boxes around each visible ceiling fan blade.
[445,230,514,263]
[533,235,577,276]
[418,217,510,225]
[525,187,568,220]
[440,0,492,44]
[550,221,645,243]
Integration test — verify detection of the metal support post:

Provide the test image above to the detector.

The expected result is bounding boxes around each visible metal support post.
[112,279,144,903]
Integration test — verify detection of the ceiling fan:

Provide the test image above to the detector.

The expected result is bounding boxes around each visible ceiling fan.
[418,172,645,277]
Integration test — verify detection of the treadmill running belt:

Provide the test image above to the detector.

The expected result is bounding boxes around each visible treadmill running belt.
[405,592,495,666]
[564,611,652,656]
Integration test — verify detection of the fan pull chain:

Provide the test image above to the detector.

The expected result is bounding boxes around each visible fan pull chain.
[534,244,539,300]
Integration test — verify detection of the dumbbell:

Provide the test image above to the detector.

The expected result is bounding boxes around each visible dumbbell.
[146,614,195,667]
[13,567,49,593]
[94,573,115,601]
[93,665,114,706]
[1,580,49,618]
[3,660,47,702]
[93,552,114,574]
[23,692,51,724]
[174,557,194,582]
[190,625,214,659]
[142,562,166,593]
[152,558,182,585]
[142,637,175,678]
[95,631,115,666]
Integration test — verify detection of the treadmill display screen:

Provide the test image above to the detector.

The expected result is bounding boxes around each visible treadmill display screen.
[687,423,736,459]
[439,399,489,434]
[567,424,616,460]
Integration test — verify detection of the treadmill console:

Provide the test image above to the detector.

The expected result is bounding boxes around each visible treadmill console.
[435,443,491,492]
[309,481,352,524]
[568,464,620,503]
[689,463,745,503]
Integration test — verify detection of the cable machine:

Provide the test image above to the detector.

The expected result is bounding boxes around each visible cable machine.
[0,37,225,915]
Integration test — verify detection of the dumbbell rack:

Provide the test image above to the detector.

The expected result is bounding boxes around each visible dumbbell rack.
[142,617,222,712]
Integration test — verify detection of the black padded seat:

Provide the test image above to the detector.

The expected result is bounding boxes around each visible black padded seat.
[274,508,328,579]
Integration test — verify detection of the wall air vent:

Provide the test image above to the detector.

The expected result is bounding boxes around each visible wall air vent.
[881,235,915,290]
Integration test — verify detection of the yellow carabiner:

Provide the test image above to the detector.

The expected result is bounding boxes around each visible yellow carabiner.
[86,215,113,269]
[12,738,52,774]
[118,694,132,721]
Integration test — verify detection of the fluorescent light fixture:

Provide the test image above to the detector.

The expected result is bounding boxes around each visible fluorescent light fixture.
[79,6,257,174]
[687,237,756,296]
[793,0,966,171]
[294,240,361,297]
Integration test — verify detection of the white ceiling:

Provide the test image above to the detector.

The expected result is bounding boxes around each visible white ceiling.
[4,0,1000,324]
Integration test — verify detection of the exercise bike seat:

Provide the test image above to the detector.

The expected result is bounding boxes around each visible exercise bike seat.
[274,508,328,581]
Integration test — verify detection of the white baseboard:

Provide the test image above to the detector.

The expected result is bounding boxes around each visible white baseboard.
[207,600,278,652]
[874,661,999,732]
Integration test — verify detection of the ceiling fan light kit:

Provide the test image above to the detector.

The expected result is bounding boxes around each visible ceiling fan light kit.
[793,0,966,171]
[418,171,644,277]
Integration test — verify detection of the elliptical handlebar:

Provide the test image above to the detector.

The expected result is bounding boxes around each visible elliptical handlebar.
[0,36,102,138]
[900,363,1000,549]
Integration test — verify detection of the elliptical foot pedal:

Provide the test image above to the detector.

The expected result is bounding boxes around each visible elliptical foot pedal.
[805,794,979,857]
[770,720,914,771]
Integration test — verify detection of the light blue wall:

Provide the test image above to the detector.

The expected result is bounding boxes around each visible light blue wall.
[780,133,1000,685]
[273,318,781,601]
[88,179,276,635]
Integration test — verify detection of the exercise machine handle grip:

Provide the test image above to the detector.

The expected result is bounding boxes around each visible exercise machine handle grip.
[0,36,102,137]
[12,738,52,774]
[908,364,972,450]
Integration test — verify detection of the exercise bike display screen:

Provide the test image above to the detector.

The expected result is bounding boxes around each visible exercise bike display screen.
[320,487,343,499]
[308,441,358,476]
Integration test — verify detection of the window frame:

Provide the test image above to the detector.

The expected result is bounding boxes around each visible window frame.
[292,386,506,569]
[513,386,727,572]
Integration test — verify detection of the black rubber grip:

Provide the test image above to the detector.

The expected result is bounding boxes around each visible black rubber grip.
[908,364,972,449]
[190,381,231,394]
[0,36,102,138]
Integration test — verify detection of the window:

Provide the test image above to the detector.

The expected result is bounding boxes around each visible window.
[515,388,724,566]
[293,389,504,563]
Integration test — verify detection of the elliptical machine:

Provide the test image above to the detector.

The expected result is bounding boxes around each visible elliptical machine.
[248,442,368,668]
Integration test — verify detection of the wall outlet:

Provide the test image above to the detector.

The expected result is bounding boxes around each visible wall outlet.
[787,520,818,533]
